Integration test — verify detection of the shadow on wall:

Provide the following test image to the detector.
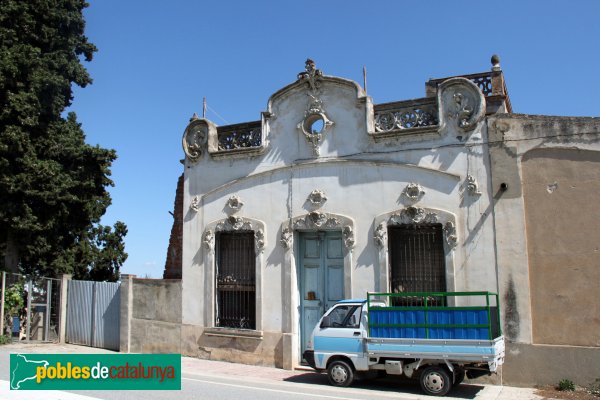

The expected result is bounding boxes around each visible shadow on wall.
[102,288,121,350]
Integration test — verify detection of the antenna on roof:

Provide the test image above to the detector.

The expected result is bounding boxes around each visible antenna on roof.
[202,97,207,119]
[363,66,368,95]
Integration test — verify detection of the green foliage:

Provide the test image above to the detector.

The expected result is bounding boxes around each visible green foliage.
[0,0,127,280]
[0,334,10,345]
[57,221,128,282]
[2,282,24,337]
[3,282,24,315]
[558,379,575,392]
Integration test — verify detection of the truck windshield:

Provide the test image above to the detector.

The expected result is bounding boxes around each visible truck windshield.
[328,305,361,328]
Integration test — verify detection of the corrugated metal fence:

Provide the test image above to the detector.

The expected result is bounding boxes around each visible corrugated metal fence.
[66,280,120,350]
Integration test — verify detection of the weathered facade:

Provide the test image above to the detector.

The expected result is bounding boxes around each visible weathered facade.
[488,114,600,386]
[178,58,506,369]
[147,57,600,387]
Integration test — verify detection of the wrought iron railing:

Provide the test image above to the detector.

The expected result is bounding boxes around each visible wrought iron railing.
[217,121,262,151]
[373,98,439,133]
[469,73,493,96]
[427,72,496,97]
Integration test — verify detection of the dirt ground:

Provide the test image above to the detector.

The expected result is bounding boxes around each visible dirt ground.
[536,385,600,400]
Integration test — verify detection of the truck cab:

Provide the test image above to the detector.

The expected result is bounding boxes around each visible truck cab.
[303,299,373,372]
[303,299,367,371]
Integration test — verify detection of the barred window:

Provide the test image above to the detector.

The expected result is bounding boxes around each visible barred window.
[388,224,446,306]
[216,232,256,329]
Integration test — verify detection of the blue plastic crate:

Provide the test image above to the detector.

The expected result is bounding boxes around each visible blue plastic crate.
[369,308,491,339]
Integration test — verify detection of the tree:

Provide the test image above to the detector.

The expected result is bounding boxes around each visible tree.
[0,0,127,281]
[57,221,128,282]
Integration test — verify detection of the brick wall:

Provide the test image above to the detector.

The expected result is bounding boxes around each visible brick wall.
[163,174,183,279]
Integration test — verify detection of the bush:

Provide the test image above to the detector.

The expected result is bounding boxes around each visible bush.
[0,335,10,345]
[3,282,25,336]
[558,379,575,392]
[4,283,24,315]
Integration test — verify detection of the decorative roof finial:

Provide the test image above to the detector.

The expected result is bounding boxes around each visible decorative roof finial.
[297,58,323,91]
[189,112,199,122]
[305,58,317,74]
[491,54,501,72]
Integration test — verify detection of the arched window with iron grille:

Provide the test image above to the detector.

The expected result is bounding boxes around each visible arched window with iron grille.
[388,223,446,306]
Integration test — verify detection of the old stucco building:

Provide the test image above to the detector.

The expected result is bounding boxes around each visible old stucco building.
[122,57,599,388]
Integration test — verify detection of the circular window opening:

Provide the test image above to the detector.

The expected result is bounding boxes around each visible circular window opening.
[304,114,325,135]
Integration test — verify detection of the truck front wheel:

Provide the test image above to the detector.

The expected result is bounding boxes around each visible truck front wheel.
[420,366,452,396]
[327,360,354,387]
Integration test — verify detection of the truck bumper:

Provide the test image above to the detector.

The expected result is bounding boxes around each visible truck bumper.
[303,350,317,370]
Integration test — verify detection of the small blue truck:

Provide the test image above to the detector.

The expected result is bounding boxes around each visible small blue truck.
[303,292,505,396]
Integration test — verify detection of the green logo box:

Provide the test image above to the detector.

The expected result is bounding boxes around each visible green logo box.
[10,353,181,390]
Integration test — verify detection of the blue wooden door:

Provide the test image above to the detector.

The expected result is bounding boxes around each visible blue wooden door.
[299,231,345,356]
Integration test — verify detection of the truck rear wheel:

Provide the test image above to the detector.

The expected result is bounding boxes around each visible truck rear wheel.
[327,360,354,387]
[420,366,452,396]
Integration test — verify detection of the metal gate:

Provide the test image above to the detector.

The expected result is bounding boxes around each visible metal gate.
[1,272,61,342]
[66,280,120,350]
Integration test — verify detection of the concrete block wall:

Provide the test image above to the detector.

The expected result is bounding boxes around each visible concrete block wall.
[120,275,182,354]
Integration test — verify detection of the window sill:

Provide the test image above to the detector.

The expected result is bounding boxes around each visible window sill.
[204,328,263,340]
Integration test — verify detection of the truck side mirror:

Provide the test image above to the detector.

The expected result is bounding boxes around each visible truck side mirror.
[320,315,331,328]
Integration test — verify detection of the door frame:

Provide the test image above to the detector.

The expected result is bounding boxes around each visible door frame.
[298,230,345,357]
[279,211,355,368]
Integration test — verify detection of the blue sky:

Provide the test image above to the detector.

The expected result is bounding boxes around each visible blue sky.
[70,0,600,278]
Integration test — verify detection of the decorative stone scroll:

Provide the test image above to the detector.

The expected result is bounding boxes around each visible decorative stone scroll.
[204,216,266,253]
[226,195,244,212]
[297,59,334,156]
[280,228,293,250]
[466,175,481,196]
[202,229,215,250]
[375,206,458,249]
[402,183,425,202]
[190,195,200,212]
[293,212,340,230]
[373,223,387,248]
[443,221,458,248]
[389,206,439,225]
[438,77,486,133]
[342,226,355,249]
[287,211,355,250]
[307,190,327,207]
[254,229,266,251]
[216,215,253,231]
[182,117,209,161]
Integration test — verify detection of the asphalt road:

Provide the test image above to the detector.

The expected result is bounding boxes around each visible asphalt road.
[0,343,542,400]
[1,356,440,400]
